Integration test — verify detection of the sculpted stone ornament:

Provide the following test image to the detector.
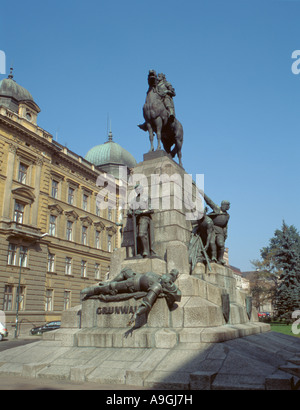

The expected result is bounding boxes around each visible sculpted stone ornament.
[80,268,182,327]
[138,70,183,166]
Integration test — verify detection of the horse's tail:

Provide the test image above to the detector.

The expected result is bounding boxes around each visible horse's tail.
[138,122,148,132]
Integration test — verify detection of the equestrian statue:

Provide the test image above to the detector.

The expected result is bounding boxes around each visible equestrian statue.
[138,70,184,167]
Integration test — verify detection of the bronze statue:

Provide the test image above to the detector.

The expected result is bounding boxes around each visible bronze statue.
[189,191,230,271]
[203,193,230,265]
[138,70,183,167]
[128,184,156,258]
[80,268,182,326]
[188,208,214,272]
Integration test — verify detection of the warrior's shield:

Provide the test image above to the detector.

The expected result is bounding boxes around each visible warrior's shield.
[246,296,252,320]
[221,293,230,323]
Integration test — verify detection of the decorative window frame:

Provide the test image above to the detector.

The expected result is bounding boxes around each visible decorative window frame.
[11,187,35,225]
[48,204,63,237]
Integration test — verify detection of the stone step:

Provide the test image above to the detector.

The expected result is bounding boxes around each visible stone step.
[265,370,296,390]
[211,374,265,390]
[279,363,300,377]
[288,358,300,365]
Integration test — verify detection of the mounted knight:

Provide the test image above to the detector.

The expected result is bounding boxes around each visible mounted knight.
[138,70,183,167]
[156,72,176,123]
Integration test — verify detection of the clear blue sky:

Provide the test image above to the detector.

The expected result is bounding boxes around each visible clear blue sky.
[1,0,300,271]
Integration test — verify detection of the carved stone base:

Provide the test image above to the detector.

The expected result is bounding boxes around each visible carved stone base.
[62,263,268,349]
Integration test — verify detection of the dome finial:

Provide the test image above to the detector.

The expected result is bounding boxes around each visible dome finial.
[107,114,113,142]
[8,66,14,79]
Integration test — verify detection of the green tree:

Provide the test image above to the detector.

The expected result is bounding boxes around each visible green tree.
[273,222,300,320]
[252,221,300,320]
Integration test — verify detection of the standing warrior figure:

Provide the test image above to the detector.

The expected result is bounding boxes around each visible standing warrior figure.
[203,193,230,265]
[128,184,156,258]
[188,208,214,272]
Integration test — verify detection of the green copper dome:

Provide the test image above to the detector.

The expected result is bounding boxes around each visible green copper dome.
[85,132,137,177]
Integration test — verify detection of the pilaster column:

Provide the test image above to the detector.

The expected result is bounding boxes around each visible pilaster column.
[2,143,17,220]
[31,157,43,226]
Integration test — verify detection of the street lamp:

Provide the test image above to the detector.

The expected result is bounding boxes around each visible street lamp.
[14,232,49,338]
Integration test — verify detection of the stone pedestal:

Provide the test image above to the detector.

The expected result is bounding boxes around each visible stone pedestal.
[61,152,266,347]
[121,150,194,266]
[52,152,274,387]
[73,261,264,348]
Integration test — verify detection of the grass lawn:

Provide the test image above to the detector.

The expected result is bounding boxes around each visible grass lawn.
[270,322,300,338]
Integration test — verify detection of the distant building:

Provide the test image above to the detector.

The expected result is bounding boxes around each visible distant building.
[228,265,250,291]
[0,70,136,333]
[242,271,273,313]
[223,248,250,291]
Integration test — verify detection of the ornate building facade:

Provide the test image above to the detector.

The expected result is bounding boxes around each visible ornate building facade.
[0,71,135,334]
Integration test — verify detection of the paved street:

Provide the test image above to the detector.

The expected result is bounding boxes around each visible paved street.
[0,337,39,353]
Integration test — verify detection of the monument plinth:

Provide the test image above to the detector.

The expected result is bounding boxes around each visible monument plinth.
[66,151,268,350]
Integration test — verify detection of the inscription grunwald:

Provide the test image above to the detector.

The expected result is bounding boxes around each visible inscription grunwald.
[96,306,138,315]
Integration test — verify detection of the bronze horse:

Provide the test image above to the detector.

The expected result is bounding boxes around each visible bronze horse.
[138,71,183,167]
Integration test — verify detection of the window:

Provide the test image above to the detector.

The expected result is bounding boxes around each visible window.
[45,289,53,311]
[51,180,58,198]
[14,201,24,224]
[66,221,73,241]
[108,207,113,221]
[7,244,17,265]
[95,230,100,249]
[48,253,55,272]
[95,263,101,280]
[107,234,112,252]
[3,285,13,311]
[65,257,72,275]
[64,290,71,310]
[16,286,25,311]
[81,260,87,278]
[83,194,88,211]
[19,246,28,267]
[68,187,74,205]
[82,226,87,245]
[7,244,28,267]
[49,215,57,236]
[18,163,28,184]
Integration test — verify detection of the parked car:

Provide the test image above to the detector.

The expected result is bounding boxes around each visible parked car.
[30,321,61,335]
[258,312,271,318]
[0,322,8,341]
